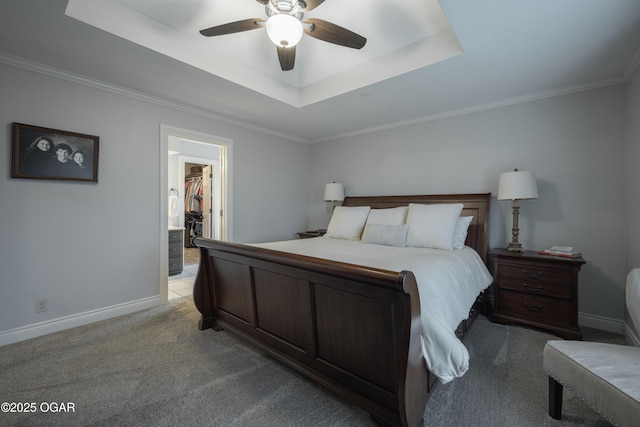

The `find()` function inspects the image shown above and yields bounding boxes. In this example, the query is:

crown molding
[0,53,309,143]
[312,76,629,144]
[2,51,635,146]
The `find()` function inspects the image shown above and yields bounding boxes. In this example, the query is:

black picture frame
[11,122,99,183]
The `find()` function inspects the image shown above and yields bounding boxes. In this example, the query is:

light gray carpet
[0,297,626,426]
[424,315,624,427]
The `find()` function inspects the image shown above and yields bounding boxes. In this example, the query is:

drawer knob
[523,270,542,279]
[522,282,543,292]
[523,301,543,311]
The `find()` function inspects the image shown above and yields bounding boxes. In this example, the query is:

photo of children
[12,123,99,182]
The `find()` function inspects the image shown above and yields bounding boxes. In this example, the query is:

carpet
[0,297,625,426]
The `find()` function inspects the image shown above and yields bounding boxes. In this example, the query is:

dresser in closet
[169,228,184,275]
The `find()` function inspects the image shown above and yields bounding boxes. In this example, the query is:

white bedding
[251,236,493,383]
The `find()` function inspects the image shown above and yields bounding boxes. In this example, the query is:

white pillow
[405,203,464,250]
[365,206,408,226]
[452,216,473,249]
[361,224,408,247]
[326,206,371,240]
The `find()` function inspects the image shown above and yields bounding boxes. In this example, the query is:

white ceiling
[1,0,640,143]
[69,0,461,107]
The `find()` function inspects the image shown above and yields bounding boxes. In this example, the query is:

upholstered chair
[543,268,640,426]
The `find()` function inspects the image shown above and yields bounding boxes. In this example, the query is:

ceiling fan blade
[303,0,326,11]
[303,18,366,49]
[277,46,296,71]
[200,19,265,37]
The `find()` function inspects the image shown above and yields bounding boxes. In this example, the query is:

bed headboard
[342,193,491,264]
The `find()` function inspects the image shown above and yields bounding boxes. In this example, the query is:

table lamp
[324,182,344,209]
[498,169,539,253]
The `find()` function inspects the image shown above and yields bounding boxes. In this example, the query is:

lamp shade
[266,14,303,48]
[324,182,344,202]
[497,170,539,200]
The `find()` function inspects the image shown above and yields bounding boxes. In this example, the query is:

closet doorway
[182,159,219,255]
[161,124,232,303]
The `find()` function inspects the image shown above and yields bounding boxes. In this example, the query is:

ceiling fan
[199,0,367,71]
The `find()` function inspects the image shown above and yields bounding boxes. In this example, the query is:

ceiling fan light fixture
[266,14,303,48]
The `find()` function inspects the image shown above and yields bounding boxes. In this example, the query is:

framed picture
[11,122,99,183]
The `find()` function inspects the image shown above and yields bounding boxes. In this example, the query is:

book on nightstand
[538,246,582,258]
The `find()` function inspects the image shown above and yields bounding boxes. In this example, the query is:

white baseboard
[578,311,625,334]
[571,313,640,346]
[3,299,635,348]
[625,323,640,347]
[0,296,162,347]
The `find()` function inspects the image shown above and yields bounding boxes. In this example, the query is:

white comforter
[251,236,493,383]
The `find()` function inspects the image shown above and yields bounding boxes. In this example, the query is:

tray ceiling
[66,0,462,107]
[1,1,639,142]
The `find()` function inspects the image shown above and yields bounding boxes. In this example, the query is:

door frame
[160,124,233,302]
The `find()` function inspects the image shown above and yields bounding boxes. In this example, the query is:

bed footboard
[193,238,427,427]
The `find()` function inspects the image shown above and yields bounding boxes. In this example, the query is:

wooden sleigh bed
[192,193,491,426]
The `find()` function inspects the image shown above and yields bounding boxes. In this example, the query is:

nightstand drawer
[497,277,573,299]
[499,264,571,285]
[499,290,572,326]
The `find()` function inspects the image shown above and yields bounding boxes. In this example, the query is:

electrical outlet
[35,299,47,313]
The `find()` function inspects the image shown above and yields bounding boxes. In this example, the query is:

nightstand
[297,230,326,239]
[489,249,585,340]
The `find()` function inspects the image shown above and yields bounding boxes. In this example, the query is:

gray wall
[1,55,637,344]
[625,65,640,335]
[0,61,310,344]
[309,84,629,330]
